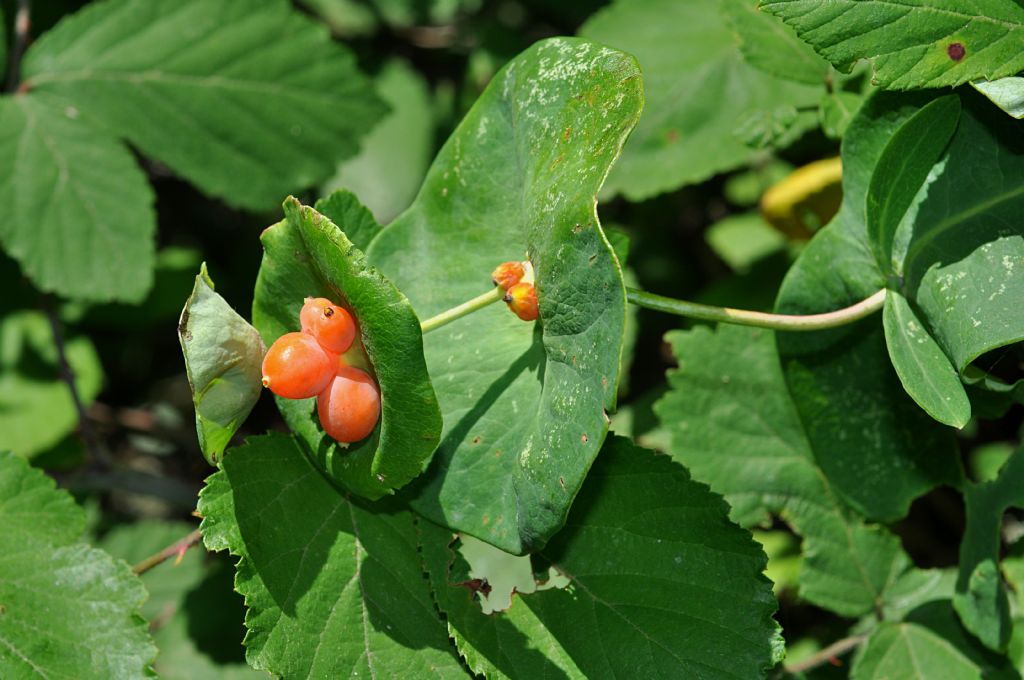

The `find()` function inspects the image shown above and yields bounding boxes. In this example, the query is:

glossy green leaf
[198,434,467,679]
[0,451,155,678]
[883,290,971,428]
[0,310,102,458]
[179,264,265,465]
[722,0,828,85]
[580,0,821,200]
[760,0,1024,90]
[367,38,640,554]
[655,324,913,616]
[898,94,1024,374]
[851,622,982,680]
[867,94,961,272]
[324,59,434,224]
[253,198,441,499]
[22,0,386,211]
[775,91,963,520]
[0,94,155,302]
[421,436,781,679]
[974,76,1024,119]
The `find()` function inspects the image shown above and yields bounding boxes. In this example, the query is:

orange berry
[261,332,336,399]
[317,366,381,443]
[503,282,539,321]
[300,296,357,354]
[491,261,526,291]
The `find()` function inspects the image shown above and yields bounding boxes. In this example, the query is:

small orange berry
[261,332,336,399]
[503,282,539,321]
[491,261,526,291]
[300,297,357,354]
[317,366,381,443]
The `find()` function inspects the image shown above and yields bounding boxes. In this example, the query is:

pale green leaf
[760,0,1024,90]
[179,264,265,465]
[974,76,1024,119]
[852,622,983,679]
[0,94,155,302]
[722,0,828,84]
[23,0,386,210]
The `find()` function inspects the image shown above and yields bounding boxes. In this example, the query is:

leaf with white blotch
[655,324,915,616]
[253,198,441,499]
[0,451,156,678]
[0,94,155,302]
[760,0,1024,90]
[974,77,1024,119]
[22,0,386,210]
[367,38,640,554]
[421,435,781,679]
[198,434,467,679]
[179,264,265,465]
[580,0,821,200]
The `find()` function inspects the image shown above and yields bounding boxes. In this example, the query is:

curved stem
[626,287,886,332]
[783,634,866,675]
[420,286,505,334]
[132,528,203,575]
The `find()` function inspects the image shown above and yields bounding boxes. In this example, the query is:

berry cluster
[492,261,539,321]
[261,297,381,443]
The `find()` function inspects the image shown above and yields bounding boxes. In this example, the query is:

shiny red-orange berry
[261,332,336,399]
[317,366,382,443]
[300,296,357,354]
[503,282,539,321]
[491,261,526,291]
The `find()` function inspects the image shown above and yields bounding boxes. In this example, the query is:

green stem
[420,286,505,334]
[626,287,886,331]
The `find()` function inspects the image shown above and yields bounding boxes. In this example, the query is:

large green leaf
[655,324,913,616]
[421,436,781,679]
[0,94,155,302]
[22,0,386,211]
[0,451,156,677]
[851,622,983,680]
[179,264,265,465]
[579,0,821,200]
[0,310,102,457]
[198,434,467,679]
[760,0,1024,90]
[367,37,641,554]
[774,91,963,520]
[253,198,441,499]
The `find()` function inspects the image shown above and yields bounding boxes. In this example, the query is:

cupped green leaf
[974,76,1024,119]
[883,290,971,428]
[0,94,155,302]
[0,451,156,678]
[179,264,265,465]
[760,0,1024,90]
[253,197,441,499]
[0,310,102,458]
[22,0,386,210]
[655,324,914,616]
[851,622,983,680]
[198,434,467,679]
[367,37,641,554]
[580,0,821,200]
[421,435,781,679]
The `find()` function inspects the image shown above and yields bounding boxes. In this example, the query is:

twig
[5,0,31,93]
[132,529,203,575]
[783,634,866,675]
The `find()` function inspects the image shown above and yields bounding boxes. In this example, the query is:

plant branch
[783,634,866,675]
[132,528,203,575]
[420,286,505,334]
[5,0,31,93]
[626,287,886,332]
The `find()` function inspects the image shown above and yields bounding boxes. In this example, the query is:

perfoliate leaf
[179,264,265,465]
[367,38,640,554]
[253,199,441,499]
[0,451,156,677]
[22,0,386,210]
[198,434,467,679]
[580,0,821,200]
[0,94,155,302]
[760,0,1024,90]
[974,76,1024,119]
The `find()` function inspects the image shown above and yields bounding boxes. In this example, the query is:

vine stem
[420,286,505,334]
[626,287,886,332]
[132,529,203,575]
[783,634,866,675]
[5,0,30,93]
